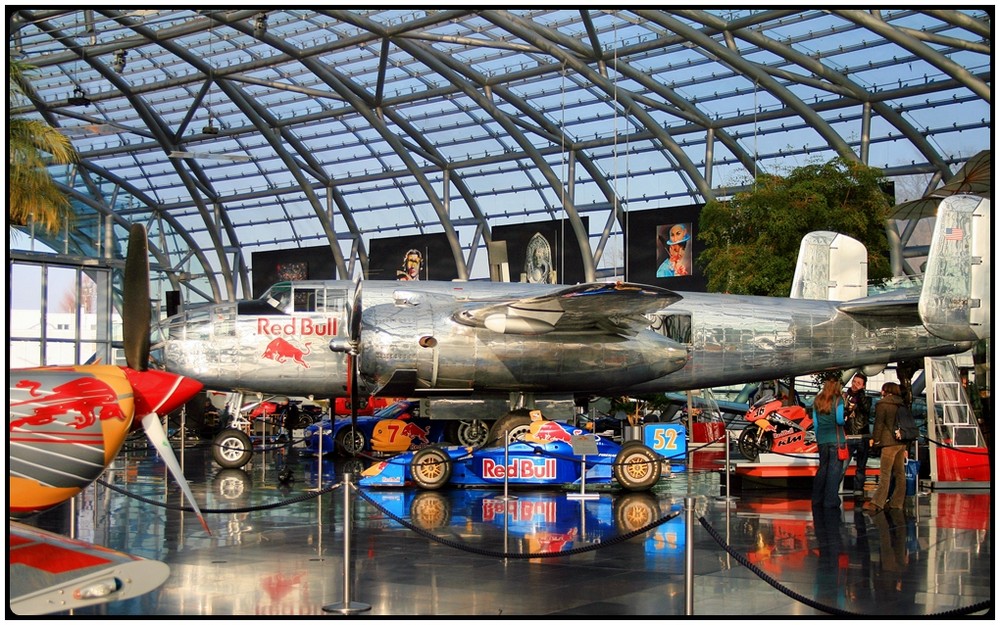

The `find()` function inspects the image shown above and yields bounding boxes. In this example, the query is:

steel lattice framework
[9,9,993,305]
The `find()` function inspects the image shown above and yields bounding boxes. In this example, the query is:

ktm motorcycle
[736,395,817,461]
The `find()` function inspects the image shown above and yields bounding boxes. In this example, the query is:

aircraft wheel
[613,442,662,491]
[613,491,660,532]
[336,426,367,455]
[449,419,492,447]
[486,410,533,446]
[212,428,253,469]
[410,491,452,530]
[410,446,452,490]
[213,468,250,502]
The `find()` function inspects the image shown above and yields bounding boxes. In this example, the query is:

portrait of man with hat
[656,223,692,278]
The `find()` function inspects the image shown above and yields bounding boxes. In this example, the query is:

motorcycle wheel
[737,425,772,462]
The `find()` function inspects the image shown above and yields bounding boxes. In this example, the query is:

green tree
[9,56,77,234]
[698,158,892,295]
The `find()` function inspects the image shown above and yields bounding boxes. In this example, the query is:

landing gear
[448,419,492,447]
[212,428,253,469]
[486,410,533,446]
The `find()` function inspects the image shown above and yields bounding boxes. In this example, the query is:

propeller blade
[141,413,212,535]
[348,273,362,346]
[349,353,359,440]
[122,224,151,372]
[346,274,363,443]
[124,368,210,535]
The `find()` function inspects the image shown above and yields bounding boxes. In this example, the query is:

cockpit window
[262,284,292,313]
[293,289,316,312]
[249,283,346,315]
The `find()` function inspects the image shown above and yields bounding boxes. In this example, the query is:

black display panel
[368,232,458,282]
[251,244,338,298]
[492,217,589,285]
[625,205,707,292]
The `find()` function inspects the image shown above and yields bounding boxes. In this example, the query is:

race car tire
[448,419,493,448]
[212,428,253,469]
[410,446,452,490]
[613,491,660,532]
[486,410,533,446]
[410,491,452,530]
[613,442,662,491]
[335,426,367,456]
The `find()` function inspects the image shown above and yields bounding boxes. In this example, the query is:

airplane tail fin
[918,195,991,341]
[790,231,868,301]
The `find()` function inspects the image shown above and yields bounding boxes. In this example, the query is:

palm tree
[9,55,77,234]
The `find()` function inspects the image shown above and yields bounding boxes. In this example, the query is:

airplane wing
[9,520,170,615]
[452,281,683,335]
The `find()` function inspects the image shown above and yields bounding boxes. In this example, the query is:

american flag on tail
[944,227,964,241]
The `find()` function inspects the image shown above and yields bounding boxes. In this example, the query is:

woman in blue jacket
[812,377,847,509]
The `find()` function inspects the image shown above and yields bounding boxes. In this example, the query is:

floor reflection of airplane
[9,225,207,615]
[161,197,988,432]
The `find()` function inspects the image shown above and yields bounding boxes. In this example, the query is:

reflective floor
[21,440,992,618]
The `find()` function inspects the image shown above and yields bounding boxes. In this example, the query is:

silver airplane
[160,195,989,449]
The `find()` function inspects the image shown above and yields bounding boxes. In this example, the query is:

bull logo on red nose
[10,376,126,430]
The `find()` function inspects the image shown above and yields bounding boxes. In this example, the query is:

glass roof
[9,9,992,303]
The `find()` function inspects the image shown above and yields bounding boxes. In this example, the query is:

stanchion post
[323,473,371,614]
[716,430,738,503]
[308,421,325,493]
[685,496,695,616]
[495,429,517,502]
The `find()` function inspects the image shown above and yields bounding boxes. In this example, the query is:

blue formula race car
[359,418,664,492]
[303,400,492,456]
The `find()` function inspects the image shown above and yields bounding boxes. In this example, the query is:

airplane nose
[124,369,204,417]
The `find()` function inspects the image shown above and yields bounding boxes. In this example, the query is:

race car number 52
[644,423,686,456]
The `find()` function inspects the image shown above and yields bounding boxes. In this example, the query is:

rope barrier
[698,514,991,617]
[95,477,340,514]
[353,483,681,559]
[921,435,991,455]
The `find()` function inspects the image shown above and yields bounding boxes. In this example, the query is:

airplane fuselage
[160,279,969,399]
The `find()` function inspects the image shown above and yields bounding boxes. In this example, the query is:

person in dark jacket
[843,373,872,497]
[864,382,907,513]
[812,377,847,509]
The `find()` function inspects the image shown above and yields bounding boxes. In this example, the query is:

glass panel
[45,340,77,366]
[11,340,41,368]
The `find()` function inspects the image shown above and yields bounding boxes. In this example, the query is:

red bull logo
[482,457,557,480]
[398,422,430,445]
[526,421,573,444]
[257,317,337,337]
[262,337,312,368]
[10,376,126,431]
[482,499,556,523]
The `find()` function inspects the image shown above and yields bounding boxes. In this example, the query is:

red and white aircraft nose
[123,369,203,418]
